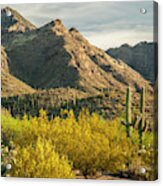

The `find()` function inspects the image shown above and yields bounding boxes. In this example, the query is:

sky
[1,1,154,50]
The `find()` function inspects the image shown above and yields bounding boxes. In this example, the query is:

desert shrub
[52,109,136,176]
[1,114,30,146]
[1,109,155,179]
[2,138,74,178]
[1,140,15,176]
[131,132,157,180]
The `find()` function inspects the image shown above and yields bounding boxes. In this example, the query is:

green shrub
[1,109,155,179]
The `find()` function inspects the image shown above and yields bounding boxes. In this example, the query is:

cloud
[1,1,154,49]
[85,29,153,50]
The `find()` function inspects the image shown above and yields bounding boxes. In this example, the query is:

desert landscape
[1,5,158,180]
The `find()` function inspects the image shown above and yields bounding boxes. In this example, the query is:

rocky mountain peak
[1,7,153,96]
[69,27,79,33]
[54,19,63,25]
[1,6,36,33]
[2,6,14,16]
[106,42,157,83]
[51,19,68,35]
[2,6,10,13]
[40,19,68,36]
[69,27,90,47]
[121,43,131,48]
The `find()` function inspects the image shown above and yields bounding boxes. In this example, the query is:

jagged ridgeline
[1,7,154,125]
[1,6,157,180]
[1,6,36,33]
[2,7,152,92]
[106,42,158,84]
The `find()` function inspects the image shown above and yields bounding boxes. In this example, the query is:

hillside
[1,46,9,72]
[1,7,154,123]
[1,6,37,48]
[1,6,36,33]
[1,5,157,181]
[1,7,152,96]
[106,42,158,84]
[1,46,35,97]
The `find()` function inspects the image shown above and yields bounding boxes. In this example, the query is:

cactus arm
[142,120,148,132]
[133,114,142,128]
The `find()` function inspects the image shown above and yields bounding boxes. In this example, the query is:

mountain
[1,6,36,33]
[1,6,37,48]
[1,46,35,97]
[1,7,155,125]
[1,7,152,96]
[1,46,9,72]
[106,42,158,84]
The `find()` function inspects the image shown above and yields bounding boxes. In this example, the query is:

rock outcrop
[1,7,153,96]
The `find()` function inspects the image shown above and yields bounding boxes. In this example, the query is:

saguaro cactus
[137,87,148,148]
[122,86,148,148]
[125,87,132,137]
[140,87,145,123]
[122,87,147,139]
[122,87,133,137]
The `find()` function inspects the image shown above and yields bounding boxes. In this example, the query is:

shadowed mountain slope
[106,42,158,84]
[1,7,153,97]
[1,46,35,97]
[1,7,155,126]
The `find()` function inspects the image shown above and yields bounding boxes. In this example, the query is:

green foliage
[1,109,156,180]
[10,139,74,178]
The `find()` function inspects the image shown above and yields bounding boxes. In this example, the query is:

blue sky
[1,1,154,49]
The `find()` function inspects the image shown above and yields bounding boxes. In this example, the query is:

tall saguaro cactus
[122,86,148,148]
[125,87,132,137]
[122,87,136,137]
[140,87,145,123]
[138,87,148,148]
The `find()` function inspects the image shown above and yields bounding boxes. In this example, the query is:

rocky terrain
[1,7,152,95]
[1,7,154,123]
[106,42,158,84]
[1,6,36,33]
[1,6,158,181]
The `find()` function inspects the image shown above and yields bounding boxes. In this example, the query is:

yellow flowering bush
[1,109,155,179]
[9,138,74,178]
